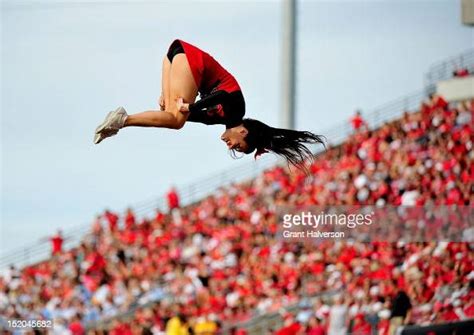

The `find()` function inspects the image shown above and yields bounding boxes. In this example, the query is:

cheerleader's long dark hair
[240,118,326,167]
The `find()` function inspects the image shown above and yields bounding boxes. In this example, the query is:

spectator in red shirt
[306,316,326,335]
[351,314,371,335]
[453,68,469,77]
[50,230,64,256]
[275,313,302,335]
[86,251,106,274]
[69,314,85,335]
[429,93,448,110]
[124,208,136,229]
[167,187,180,212]
[350,110,368,132]
[104,209,119,232]
[438,304,460,322]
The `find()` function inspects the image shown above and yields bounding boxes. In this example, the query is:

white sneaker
[94,128,119,144]
[93,107,128,144]
[95,107,128,134]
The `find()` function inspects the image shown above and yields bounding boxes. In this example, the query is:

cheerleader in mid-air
[94,39,325,165]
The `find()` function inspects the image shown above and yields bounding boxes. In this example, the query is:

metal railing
[0,89,426,270]
[401,319,474,335]
[0,156,280,270]
[424,49,474,94]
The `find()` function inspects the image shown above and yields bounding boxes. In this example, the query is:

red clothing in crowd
[105,210,119,231]
[307,325,326,335]
[432,95,448,110]
[351,113,367,130]
[464,301,474,317]
[454,68,469,77]
[439,306,460,322]
[110,323,132,335]
[125,209,136,229]
[275,321,301,335]
[352,315,371,335]
[87,252,106,274]
[378,319,390,335]
[69,321,85,335]
[167,188,180,210]
[50,233,63,255]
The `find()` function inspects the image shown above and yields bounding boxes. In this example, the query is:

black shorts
[167,40,185,62]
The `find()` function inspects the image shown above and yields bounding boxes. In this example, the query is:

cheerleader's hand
[177,97,190,113]
[159,94,165,111]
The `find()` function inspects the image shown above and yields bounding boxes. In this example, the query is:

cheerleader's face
[220,126,249,152]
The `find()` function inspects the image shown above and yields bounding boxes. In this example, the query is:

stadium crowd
[0,94,473,335]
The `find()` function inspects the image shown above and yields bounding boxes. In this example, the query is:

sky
[1,0,473,256]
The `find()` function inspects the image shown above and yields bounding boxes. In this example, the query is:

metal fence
[0,155,278,270]
[0,89,426,270]
[401,319,474,335]
[424,49,474,95]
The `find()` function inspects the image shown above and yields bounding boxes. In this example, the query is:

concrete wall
[437,76,474,102]
[462,0,474,25]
